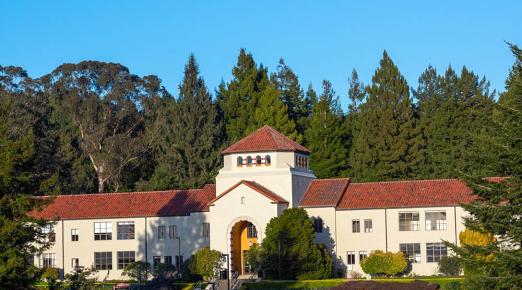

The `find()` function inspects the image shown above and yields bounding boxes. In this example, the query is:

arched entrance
[230,221,258,275]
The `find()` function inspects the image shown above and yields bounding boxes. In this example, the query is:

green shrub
[188,248,224,282]
[360,250,407,277]
[438,256,462,276]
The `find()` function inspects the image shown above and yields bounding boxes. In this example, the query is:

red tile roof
[222,125,309,154]
[336,179,476,210]
[300,178,350,207]
[30,184,216,220]
[209,180,289,205]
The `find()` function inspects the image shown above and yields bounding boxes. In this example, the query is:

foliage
[122,261,151,283]
[438,256,462,276]
[453,43,522,289]
[243,243,263,274]
[0,71,54,288]
[349,51,424,181]
[260,208,332,280]
[62,266,97,290]
[188,248,224,282]
[359,250,407,277]
[41,267,61,290]
[305,80,349,178]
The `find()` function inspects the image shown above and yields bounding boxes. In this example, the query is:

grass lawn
[35,282,201,290]
[240,277,464,290]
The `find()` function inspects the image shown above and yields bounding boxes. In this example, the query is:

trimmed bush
[360,251,407,277]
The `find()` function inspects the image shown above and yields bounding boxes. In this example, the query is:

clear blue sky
[1,1,520,108]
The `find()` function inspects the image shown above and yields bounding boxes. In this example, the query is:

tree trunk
[98,178,105,193]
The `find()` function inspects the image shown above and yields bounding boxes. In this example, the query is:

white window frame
[94,222,112,240]
[425,211,447,231]
[364,219,373,233]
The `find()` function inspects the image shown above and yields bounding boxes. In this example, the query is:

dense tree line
[0,49,502,196]
[1,45,520,288]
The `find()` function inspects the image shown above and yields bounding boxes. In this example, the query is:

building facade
[32,125,476,279]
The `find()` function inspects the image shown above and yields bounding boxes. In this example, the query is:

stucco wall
[36,212,210,280]
[208,183,284,268]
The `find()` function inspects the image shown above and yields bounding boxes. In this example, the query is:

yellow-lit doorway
[230,221,258,275]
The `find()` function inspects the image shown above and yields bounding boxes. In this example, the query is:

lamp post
[222,253,230,290]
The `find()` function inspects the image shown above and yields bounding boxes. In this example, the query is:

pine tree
[453,43,522,289]
[305,80,349,178]
[350,51,424,181]
[217,49,261,142]
[255,65,299,141]
[346,69,366,176]
[415,65,495,179]
[169,55,223,188]
[218,49,299,143]
[272,59,309,137]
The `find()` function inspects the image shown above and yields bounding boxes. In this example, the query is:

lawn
[240,277,464,290]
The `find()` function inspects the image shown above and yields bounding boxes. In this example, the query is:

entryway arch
[226,217,262,275]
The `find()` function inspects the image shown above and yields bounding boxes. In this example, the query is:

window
[247,223,257,238]
[256,155,261,165]
[71,229,79,241]
[427,243,447,262]
[117,221,135,240]
[164,256,172,265]
[202,223,210,237]
[359,251,368,262]
[94,222,112,240]
[117,251,135,269]
[169,225,177,239]
[241,196,245,205]
[175,256,184,270]
[400,243,421,263]
[41,253,56,268]
[42,225,55,242]
[237,156,243,166]
[153,256,161,269]
[246,156,252,165]
[94,252,112,270]
[346,251,355,270]
[158,226,166,240]
[72,258,79,269]
[352,220,360,233]
[364,219,373,233]
[265,155,271,165]
[399,212,420,231]
[426,211,447,231]
[313,217,323,233]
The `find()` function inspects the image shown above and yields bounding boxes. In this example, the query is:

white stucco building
[32,125,478,279]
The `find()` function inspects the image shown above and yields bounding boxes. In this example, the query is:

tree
[62,266,97,290]
[350,51,424,181]
[0,68,53,288]
[453,44,522,289]
[438,256,462,276]
[43,61,164,192]
[166,55,223,189]
[123,261,151,284]
[305,80,349,178]
[188,248,224,282]
[415,65,495,179]
[359,251,407,277]
[272,58,310,137]
[261,208,332,280]
[243,243,263,275]
[218,49,298,143]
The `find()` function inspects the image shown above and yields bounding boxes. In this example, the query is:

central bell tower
[215,125,316,208]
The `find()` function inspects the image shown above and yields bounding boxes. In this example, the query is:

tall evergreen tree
[415,65,495,178]
[168,55,223,188]
[305,80,349,178]
[453,43,522,289]
[0,67,52,288]
[272,58,310,137]
[346,69,366,176]
[350,51,424,181]
[218,49,298,142]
